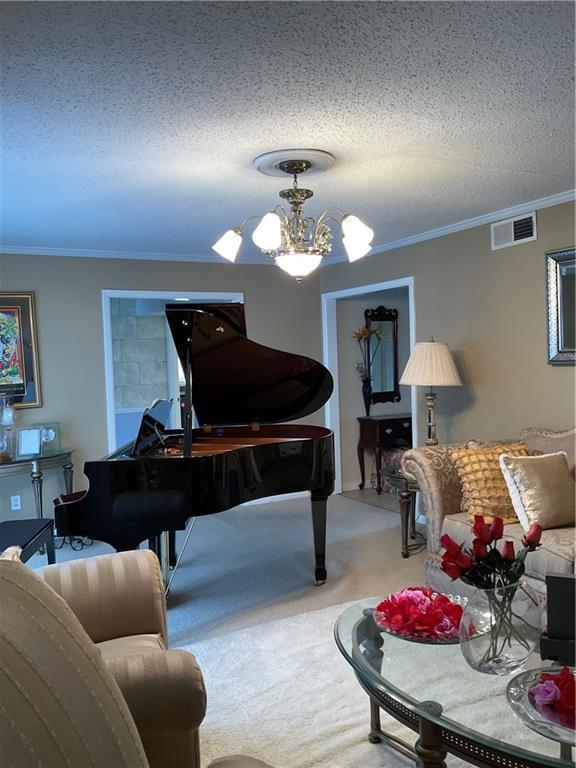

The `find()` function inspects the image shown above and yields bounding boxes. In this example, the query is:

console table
[0,451,73,519]
[357,414,412,494]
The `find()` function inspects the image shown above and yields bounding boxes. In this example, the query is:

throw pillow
[450,441,528,521]
[499,451,576,531]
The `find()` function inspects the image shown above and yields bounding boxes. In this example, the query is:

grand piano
[54,303,335,584]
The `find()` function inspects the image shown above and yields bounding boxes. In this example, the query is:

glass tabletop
[335,598,573,767]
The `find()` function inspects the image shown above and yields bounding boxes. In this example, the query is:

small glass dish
[372,592,467,645]
[506,667,576,745]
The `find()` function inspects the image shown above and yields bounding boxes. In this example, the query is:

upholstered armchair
[37,549,206,768]
[1,549,275,768]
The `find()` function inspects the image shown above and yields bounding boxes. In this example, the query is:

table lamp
[400,339,462,446]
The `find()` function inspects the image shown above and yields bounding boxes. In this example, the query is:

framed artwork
[0,292,42,408]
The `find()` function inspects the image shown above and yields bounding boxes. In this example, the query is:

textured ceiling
[0,1,574,263]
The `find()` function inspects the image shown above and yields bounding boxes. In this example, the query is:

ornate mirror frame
[364,306,401,404]
[546,247,575,366]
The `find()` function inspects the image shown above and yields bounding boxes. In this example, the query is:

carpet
[184,602,565,768]
[185,600,416,768]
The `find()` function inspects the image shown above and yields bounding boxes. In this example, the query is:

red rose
[472,538,488,559]
[440,558,462,579]
[502,541,515,560]
[455,551,474,571]
[440,533,461,557]
[489,516,504,541]
[523,523,543,548]
[472,515,492,544]
[540,667,576,729]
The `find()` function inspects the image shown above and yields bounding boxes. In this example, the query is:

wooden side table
[357,414,412,494]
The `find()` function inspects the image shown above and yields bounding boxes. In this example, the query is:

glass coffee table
[335,599,574,768]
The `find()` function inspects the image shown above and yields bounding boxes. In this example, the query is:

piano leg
[310,495,327,585]
[169,530,177,568]
[160,531,170,587]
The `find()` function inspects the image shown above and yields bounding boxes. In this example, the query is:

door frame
[102,289,244,453]
[320,277,416,494]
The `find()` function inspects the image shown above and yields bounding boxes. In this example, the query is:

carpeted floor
[30,493,427,645]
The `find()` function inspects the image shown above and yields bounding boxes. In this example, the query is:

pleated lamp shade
[400,342,462,387]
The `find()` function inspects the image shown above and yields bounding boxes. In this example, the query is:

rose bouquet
[374,586,464,642]
[440,518,543,673]
[528,666,575,730]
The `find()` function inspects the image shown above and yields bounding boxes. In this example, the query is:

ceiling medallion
[212,150,374,282]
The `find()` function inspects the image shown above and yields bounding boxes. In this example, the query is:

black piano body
[55,303,335,583]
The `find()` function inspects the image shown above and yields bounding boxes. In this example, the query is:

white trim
[341,481,364,493]
[4,190,573,263]
[321,189,575,266]
[321,277,417,495]
[1,245,273,265]
[102,289,244,453]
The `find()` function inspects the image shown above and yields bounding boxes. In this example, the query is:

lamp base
[424,390,438,446]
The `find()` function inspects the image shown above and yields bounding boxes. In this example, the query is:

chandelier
[212,151,374,282]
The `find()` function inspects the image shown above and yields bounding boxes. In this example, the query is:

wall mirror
[546,247,575,366]
[364,306,401,405]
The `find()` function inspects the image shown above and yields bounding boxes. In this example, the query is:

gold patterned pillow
[499,452,576,531]
[450,441,528,521]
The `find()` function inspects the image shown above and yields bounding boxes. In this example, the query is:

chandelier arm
[271,205,289,221]
[237,214,267,232]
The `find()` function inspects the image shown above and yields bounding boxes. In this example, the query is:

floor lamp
[400,340,462,446]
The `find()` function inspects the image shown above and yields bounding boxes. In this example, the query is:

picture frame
[546,247,575,366]
[0,292,42,408]
[15,427,43,459]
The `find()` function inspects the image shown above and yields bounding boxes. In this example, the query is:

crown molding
[0,245,272,265]
[321,188,576,266]
[1,189,573,264]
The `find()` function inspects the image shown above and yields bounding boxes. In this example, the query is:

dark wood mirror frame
[364,306,401,405]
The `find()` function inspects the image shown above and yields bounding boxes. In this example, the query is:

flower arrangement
[528,666,575,729]
[440,517,543,589]
[440,517,543,674]
[352,326,386,381]
[374,586,464,641]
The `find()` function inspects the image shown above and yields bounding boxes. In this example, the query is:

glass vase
[459,581,542,676]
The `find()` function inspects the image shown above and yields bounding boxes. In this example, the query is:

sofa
[401,426,575,596]
[0,547,274,768]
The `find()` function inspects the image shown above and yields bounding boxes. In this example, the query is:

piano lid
[165,303,333,427]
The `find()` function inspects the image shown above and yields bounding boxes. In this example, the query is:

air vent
[491,212,537,251]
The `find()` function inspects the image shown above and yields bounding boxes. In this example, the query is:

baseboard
[341,481,363,492]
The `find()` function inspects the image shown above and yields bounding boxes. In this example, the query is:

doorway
[102,290,244,453]
[321,277,416,494]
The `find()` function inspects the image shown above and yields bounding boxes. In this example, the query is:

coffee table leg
[368,699,382,743]
[415,702,447,768]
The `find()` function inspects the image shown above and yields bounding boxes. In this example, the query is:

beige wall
[0,255,322,517]
[321,202,576,450]
[337,289,411,488]
[1,201,574,518]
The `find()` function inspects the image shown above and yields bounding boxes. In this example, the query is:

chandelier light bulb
[342,236,372,263]
[275,251,323,279]
[341,215,374,246]
[212,229,242,262]
[252,212,282,251]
